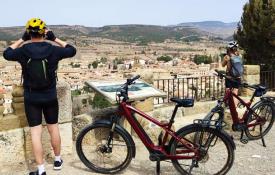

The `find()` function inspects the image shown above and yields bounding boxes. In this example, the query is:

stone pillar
[241,65,260,96]
[11,85,25,116]
[11,85,28,127]
[0,94,4,118]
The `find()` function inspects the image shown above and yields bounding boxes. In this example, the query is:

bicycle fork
[106,116,119,149]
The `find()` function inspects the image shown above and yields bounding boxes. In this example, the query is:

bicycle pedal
[240,138,248,144]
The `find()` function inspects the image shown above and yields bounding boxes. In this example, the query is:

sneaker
[29,170,46,175]
[53,159,63,170]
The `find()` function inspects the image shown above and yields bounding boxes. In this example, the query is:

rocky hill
[0,21,236,43]
[178,21,237,39]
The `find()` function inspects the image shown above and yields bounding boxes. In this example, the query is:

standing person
[3,18,76,175]
[222,41,243,107]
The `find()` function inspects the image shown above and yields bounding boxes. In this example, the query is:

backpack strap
[20,58,31,85]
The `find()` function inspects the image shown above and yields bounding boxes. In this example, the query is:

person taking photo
[3,18,76,175]
[222,41,243,107]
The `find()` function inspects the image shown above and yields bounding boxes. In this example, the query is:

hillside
[178,21,237,38]
[0,21,235,43]
[88,25,210,44]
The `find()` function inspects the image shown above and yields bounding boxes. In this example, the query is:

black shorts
[24,98,59,127]
[225,78,241,89]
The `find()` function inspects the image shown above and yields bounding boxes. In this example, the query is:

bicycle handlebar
[118,75,141,102]
[126,75,141,85]
[214,69,259,90]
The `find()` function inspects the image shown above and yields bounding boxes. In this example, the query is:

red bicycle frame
[223,89,266,127]
[118,101,199,160]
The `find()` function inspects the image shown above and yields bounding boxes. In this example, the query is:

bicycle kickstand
[240,130,248,144]
[260,125,266,147]
[156,132,162,175]
[156,158,160,175]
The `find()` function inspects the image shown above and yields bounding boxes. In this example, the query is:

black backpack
[25,58,53,90]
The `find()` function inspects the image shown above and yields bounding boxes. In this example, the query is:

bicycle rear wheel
[245,101,275,140]
[76,123,133,174]
[170,124,234,175]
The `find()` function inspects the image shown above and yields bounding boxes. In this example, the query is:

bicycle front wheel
[170,124,234,175]
[76,123,133,174]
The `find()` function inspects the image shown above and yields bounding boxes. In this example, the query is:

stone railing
[0,81,73,166]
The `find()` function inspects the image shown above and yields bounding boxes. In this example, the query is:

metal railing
[154,76,225,104]
[260,70,275,90]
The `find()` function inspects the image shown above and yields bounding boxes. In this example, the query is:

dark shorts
[24,98,59,127]
[225,78,241,89]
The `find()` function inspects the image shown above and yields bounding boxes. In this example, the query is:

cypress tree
[234,0,275,70]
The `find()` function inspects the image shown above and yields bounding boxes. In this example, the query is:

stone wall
[241,65,260,96]
[0,81,73,166]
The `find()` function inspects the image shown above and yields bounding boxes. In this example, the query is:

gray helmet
[227,41,238,49]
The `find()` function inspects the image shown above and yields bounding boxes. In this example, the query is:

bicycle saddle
[170,98,194,107]
[255,85,267,97]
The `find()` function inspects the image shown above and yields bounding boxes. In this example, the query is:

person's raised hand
[46,30,56,41]
[22,31,31,41]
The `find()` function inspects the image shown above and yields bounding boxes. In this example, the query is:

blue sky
[0,0,248,27]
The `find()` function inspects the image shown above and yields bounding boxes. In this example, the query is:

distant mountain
[0,24,211,43]
[0,21,235,43]
[88,25,212,43]
[178,21,238,38]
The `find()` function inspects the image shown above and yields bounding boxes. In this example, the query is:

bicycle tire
[245,100,275,140]
[169,124,235,175]
[76,122,133,174]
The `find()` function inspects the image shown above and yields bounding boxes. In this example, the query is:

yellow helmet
[25,18,46,34]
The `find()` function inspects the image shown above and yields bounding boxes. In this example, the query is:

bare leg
[30,125,44,165]
[47,123,61,156]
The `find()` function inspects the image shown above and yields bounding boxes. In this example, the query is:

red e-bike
[76,75,235,175]
[204,70,275,147]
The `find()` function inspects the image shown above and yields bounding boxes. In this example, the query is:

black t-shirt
[3,42,76,102]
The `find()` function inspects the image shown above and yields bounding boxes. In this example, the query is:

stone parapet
[56,81,73,124]
[0,81,73,166]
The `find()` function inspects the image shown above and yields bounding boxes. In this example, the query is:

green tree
[157,55,173,62]
[71,89,81,96]
[92,61,98,69]
[100,57,108,63]
[83,85,92,93]
[193,55,213,64]
[71,63,80,68]
[234,0,275,70]
[91,93,112,109]
[113,57,124,64]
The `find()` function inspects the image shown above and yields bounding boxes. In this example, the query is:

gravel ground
[1,116,275,175]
